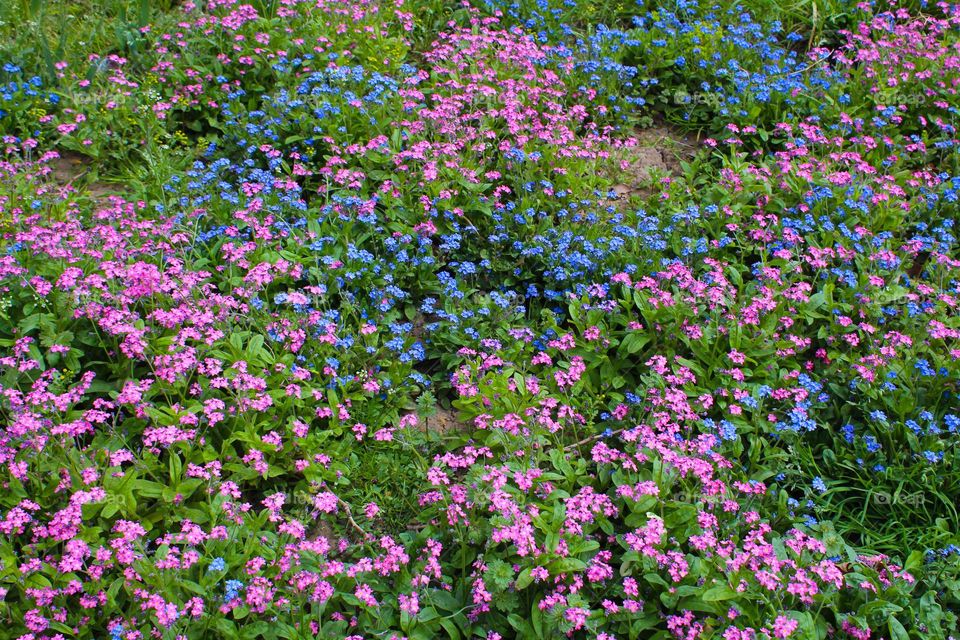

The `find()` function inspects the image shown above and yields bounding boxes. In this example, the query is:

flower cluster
[0,0,957,638]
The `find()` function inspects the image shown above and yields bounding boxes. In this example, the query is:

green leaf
[508,614,534,637]
[47,622,76,635]
[246,334,265,358]
[621,333,651,355]
[644,572,669,588]
[101,501,119,519]
[701,584,737,602]
[240,621,273,639]
[439,618,463,640]
[515,567,534,590]
[919,592,943,638]
[108,577,124,601]
[547,557,586,574]
[530,599,544,639]
[416,606,440,623]
[887,617,909,640]
[428,590,460,613]
[133,479,165,499]
[903,550,923,576]
[169,452,182,484]
[215,618,238,637]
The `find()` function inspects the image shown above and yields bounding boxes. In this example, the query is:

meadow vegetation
[0,0,958,638]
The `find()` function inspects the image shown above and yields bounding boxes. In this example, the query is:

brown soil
[605,125,699,206]
[50,150,117,202]
[50,151,92,186]
[420,407,468,435]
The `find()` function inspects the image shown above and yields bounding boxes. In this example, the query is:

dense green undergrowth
[0,0,958,638]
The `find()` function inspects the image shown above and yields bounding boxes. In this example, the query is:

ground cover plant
[0,0,958,638]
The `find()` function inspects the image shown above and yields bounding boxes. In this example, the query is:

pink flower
[772,615,799,638]
[313,492,338,514]
[398,592,419,615]
[355,584,378,607]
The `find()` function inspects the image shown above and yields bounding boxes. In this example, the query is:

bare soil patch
[421,407,468,435]
[605,125,699,206]
[50,150,118,202]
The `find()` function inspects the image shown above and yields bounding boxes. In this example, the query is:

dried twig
[336,496,370,540]
[565,427,627,451]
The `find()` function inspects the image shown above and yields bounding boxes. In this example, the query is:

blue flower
[718,420,738,441]
[914,359,936,376]
[863,435,881,453]
[841,424,855,443]
[224,580,244,601]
